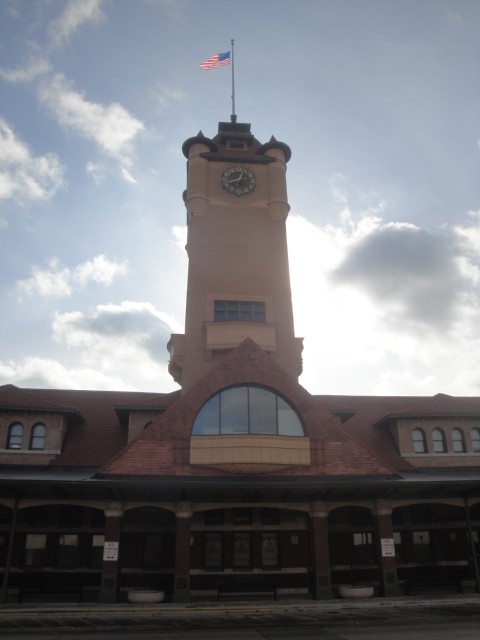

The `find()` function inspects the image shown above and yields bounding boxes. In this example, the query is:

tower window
[214,300,265,323]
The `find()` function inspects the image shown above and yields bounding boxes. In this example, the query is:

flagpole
[230,38,236,123]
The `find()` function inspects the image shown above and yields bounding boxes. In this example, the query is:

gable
[100,339,398,478]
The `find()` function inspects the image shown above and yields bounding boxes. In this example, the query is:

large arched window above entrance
[192,386,304,436]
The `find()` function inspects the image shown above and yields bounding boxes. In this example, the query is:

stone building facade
[0,119,479,603]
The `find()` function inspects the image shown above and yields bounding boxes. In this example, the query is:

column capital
[375,500,393,516]
[104,501,123,517]
[310,500,328,518]
[176,501,193,518]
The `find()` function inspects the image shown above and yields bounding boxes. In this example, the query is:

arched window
[412,428,427,453]
[471,428,480,453]
[29,424,46,450]
[192,386,304,437]
[7,422,23,449]
[432,428,447,453]
[452,428,466,453]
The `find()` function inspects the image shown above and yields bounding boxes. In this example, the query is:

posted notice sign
[381,537,395,557]
[103,541,119,561]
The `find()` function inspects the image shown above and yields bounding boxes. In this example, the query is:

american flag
[199,51,231,70]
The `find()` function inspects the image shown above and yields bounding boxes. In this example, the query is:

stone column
[310,501,333,599]
[374,502,401,597]
[173,501,192,603]
[99,502,123,603]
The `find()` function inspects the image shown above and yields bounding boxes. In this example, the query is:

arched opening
[9,504,105,601]
[120,507,175,597]
[328,506,377,590]
[189,507,309,598]
[392,503,472,593]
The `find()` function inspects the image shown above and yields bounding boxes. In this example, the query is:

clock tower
[168,120,303,392]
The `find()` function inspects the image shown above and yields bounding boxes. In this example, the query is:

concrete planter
[127,590,165,604]
[339,585,374,599]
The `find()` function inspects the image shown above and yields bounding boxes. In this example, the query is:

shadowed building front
[0,119,479,604]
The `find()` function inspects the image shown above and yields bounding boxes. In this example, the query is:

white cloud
[16,255,128,298]
[0,58,50,83]
[155,83,187,110]
[48,0,105,49]
[0,357,134,391]
[287,204,480,396]
[86,160,106,184]
[51,301,182,389]
[37,73,144,179]
[0,117,65,203]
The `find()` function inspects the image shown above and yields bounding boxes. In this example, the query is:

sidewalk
[0,594,479,632]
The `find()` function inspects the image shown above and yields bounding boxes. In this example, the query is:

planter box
[339,586,374,599]
[127,590,165,604]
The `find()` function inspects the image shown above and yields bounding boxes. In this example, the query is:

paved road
[0,596,479,637]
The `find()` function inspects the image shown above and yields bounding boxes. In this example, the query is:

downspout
[1,497,19,603]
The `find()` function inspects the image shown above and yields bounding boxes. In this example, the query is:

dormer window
[29,423,46,450]
[412,428,427,453]
[472,428,480,453]
[192,385,304,436]
[452,428,466,453]
[7,422,23,449]
[432,428,447,453]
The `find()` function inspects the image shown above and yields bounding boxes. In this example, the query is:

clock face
[221,167,257,196]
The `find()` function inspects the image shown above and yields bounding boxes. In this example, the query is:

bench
[404,576,463,596]
[19,582,83,603]
[217,582,277,601]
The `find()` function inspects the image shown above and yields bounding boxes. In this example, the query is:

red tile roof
[2,350,479,476]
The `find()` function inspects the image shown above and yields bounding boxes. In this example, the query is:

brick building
[0,119,479,603]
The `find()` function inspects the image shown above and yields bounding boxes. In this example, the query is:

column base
[312,571,334,600]
[98,575,118,603]
[173,574,191,603]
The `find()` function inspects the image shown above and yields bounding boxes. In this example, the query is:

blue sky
[1,0,480,396]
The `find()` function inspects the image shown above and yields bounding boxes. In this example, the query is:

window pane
[30,424,46,450]
[192,395,220,435]
[249,387,276,434]
[213,300,265,323]
[261,533,279,567]
[90,534,104,568]
[204,509,225,526]
[233,508,252,525]
[432,428,446,453]
[220,387,248,434]
[192,386,304,437]
[472,428,480,453]
[452,428,466,453]
[413,428,427,453]
[214,300,227,321]
[277,397,304,435]
[24,533,47,566]
[205,533,222,569]
[233,533,250,567]
[57,534,79,567]
[7,423,23,449]
[413,530,432,561]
